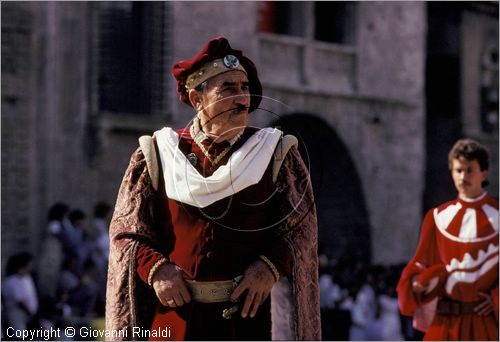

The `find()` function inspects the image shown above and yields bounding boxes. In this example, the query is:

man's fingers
[412,281,426,293]
[477,305,492,316]
[172,292,184,306]
[475,302,493,316]
[230,281,249,302]
[474,294,493,316]
[475,301,489,311]
[161,295,177,307]
[249,292,263,318]
[158,296,169,307]
[241,290,256,318]
[479,307,493,316]
[179,284,192,304]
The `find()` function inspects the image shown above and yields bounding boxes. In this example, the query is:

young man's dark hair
[448,138,490,187]
[448,138,489,171]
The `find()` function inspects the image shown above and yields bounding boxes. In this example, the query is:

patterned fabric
[105,134,321,340]
[397,192,499,340]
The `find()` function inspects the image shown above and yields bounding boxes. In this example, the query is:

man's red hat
[172,36,262,112]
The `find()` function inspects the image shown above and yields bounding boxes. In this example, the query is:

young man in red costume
[397,138,499,340]
[105,37,320,340]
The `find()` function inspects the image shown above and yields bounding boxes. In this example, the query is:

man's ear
[188,89,202,111]
[482,169,489,182]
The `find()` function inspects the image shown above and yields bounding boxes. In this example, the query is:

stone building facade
[2,1,498,270]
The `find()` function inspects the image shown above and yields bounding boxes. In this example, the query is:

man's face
[196,71,250,141]
[450,157,488,199]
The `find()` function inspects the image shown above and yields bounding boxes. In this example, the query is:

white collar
[154,127,282,208]
[459,191,487,203]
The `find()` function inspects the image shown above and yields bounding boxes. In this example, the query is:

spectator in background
[377,267,404,341]
[68,259,99,319]
[89,201,111,315]
[319,262,335,340]
[90,202,111,259]
[66,209,93,275]
[2,252,39,330]
[37,202,69,301]
[349,265,377,341]
[365,266,404,341]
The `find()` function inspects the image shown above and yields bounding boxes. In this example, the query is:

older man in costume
[105,37,320,340]
[397,138,499,340]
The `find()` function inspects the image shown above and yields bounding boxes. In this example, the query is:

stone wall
[2,1,496,269]
[1,2,37,260]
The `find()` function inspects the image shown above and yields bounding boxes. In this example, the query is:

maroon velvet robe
[105,127,321,340]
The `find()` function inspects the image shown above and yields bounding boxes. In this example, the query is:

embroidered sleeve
[261,242,293,278]
[109,147,170,286]
[259,147,310,279]
[136,245,169,286]
[273,145,321,340]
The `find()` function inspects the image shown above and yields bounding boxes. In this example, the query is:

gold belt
[185,276,242,303]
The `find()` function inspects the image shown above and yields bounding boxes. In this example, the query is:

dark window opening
[257,1,356,44]
[314,2,357,44]
[257,1,305,37]
[480,40,499,133]
[97,1,166,115]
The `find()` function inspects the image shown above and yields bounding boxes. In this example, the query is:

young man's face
[450,157,488,199]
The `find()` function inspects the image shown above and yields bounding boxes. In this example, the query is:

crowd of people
[319,255,424,341]
[3,203,419,341]
[2,202,112,340]
[2,204,425,341]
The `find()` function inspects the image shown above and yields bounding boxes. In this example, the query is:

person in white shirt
[2,252,39,330]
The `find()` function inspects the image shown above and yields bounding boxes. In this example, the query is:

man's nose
[233,92,249,104]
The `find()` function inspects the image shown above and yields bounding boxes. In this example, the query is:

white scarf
[154,127,282,208]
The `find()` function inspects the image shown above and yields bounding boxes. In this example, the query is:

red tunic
[397,192,499,340]
[135,127,292,340]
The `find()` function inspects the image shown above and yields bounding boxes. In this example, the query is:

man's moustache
[232,104,248,114]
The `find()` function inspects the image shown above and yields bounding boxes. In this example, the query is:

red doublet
[135,127,292,340]
[397,192,499,340]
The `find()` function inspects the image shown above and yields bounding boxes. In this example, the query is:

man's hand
[474,292,494,316]
[230,260,276,318]
[152,263,191,308]
[412,275,439,295]
[412,280,429,294]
